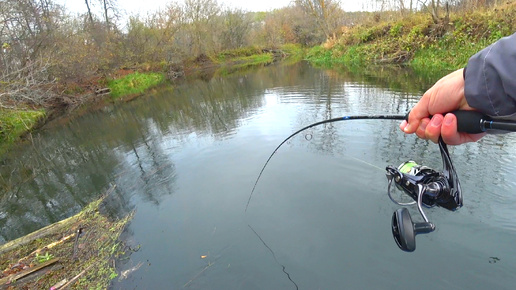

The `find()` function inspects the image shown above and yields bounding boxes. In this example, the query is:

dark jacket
[464,33,516,120]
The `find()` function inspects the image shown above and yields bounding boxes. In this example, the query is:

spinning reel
[386,137,462,252]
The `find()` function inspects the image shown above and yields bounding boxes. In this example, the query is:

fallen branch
[0,258,60,285]
[29,233,75,257]
[94,88,111,96]
[58,263,95,289]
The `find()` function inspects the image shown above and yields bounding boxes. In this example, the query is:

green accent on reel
[399,161,418,174]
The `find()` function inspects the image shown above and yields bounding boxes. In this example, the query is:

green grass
[232,53,273,66]
[280,43,306,60]
[306,5,516,74]
[215,53,274,76]
[108,72,164,99]
[213,47,263,63]
[212,45,304,75]
[0,109,45,155]
[306,45,334,64]
[410,33,494,72]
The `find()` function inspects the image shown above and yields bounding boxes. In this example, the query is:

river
[1,62,515,289]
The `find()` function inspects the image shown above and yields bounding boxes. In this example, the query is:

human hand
[399,68,486,145]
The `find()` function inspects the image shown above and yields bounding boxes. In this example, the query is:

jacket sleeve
[464,33,516,120]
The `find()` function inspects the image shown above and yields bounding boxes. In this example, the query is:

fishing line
[345,155,384,171]
[245,114,405,212]
[248,225,299,290]
[244,114,403,287]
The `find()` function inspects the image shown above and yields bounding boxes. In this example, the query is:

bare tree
[373,0,414,13]
[102,0,109,29]
[183,0,221,55]
[219,8,252,50]
[125,4,184,63]
[96,0,120,31]
[0,0,60,106]
[417,0,450,23]
[84,0,94,24]
[295,0,344,39]
[0,58,56,108]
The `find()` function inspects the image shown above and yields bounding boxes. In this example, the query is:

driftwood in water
[0,214,80,256]
[94,87,111,96]
[0,185,116,256]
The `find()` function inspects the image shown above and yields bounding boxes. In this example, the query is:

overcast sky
[57,0,370,16]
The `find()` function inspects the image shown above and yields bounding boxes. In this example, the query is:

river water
[1,62,516,289]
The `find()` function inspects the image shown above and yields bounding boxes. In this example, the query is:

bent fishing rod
[246,114,406,210]
[247,110,516,252]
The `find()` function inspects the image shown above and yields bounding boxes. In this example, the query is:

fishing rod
[246,114,406,211]
[248,110,516,252]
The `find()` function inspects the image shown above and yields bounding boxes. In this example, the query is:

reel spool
[385,137,463,252]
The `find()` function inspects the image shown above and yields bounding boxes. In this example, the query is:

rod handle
[405,110,490,134]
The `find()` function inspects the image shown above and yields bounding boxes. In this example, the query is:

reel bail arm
[386,138,463,252]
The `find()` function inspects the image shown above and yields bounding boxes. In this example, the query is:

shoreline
[0,46,299,159]
[0,186,133,289]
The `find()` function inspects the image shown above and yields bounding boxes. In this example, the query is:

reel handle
[392,208,435,252]
[405,110,490,134]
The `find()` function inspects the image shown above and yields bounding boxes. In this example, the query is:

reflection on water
[1,62,516,289]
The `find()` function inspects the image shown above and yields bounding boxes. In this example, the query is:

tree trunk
[103,0,109,30]
[85,0,94,24]
[430,0,440,23]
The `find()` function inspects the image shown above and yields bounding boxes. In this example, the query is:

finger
[441,113,462,145]
[404,95,431,134]
[425,114,443,143]
[442,113,487,145]
[415,118,430,139]
[399,120,408,132]
[468,132,487,143]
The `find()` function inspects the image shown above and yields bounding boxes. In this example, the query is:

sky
[57,0,370,16]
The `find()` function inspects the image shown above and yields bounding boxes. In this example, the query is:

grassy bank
[212,45,304,63]
[193,44,305,76]
[108,72,165,100]
[306,4,516,73]
[0,109,46,155]
[209,47,275,76]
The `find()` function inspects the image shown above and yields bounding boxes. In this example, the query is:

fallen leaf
[200,255,207,259]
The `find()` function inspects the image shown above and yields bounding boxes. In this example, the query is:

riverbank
[0,44,303,157]
[0,109,46,156]
[306,3,516,73]
[0,186,133,289]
